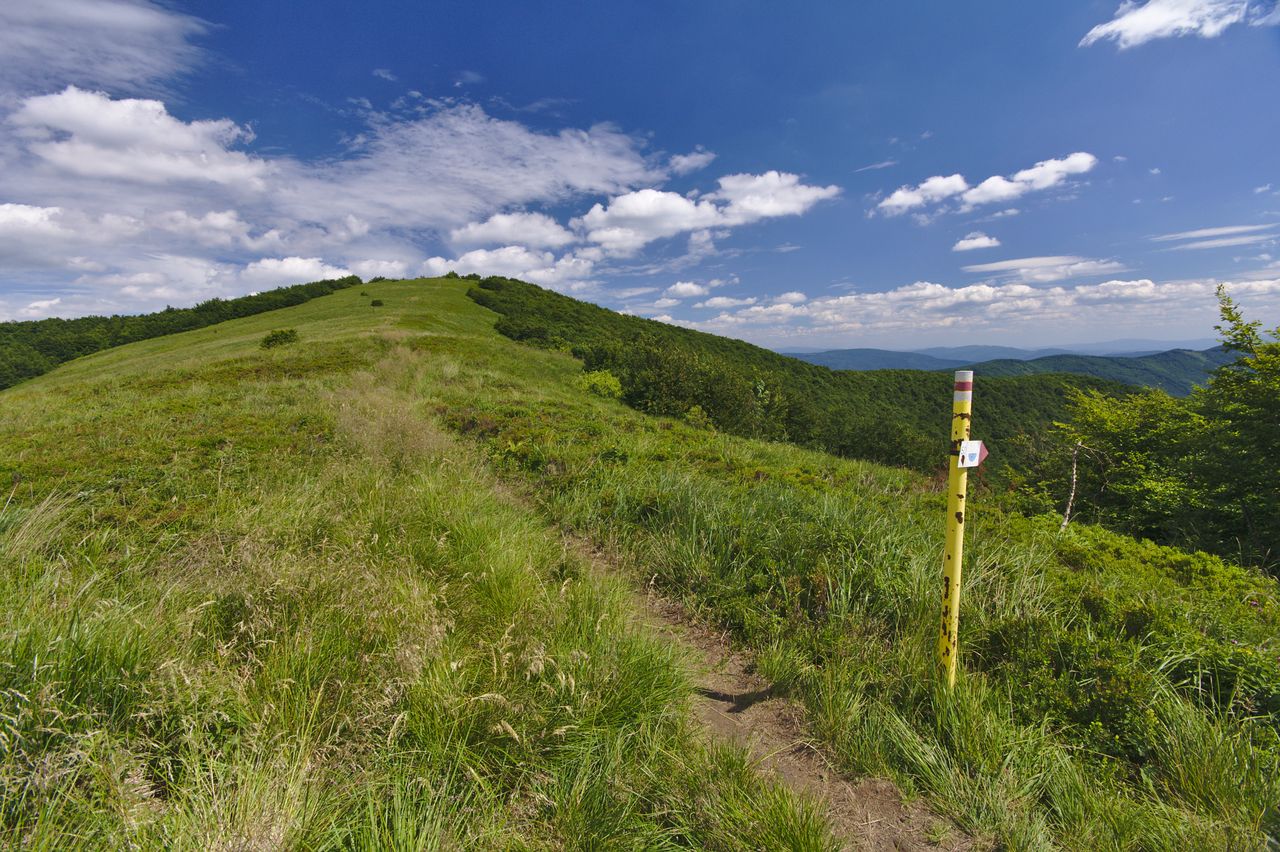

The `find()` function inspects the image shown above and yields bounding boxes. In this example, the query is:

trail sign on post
[957,440,987,469]
[938,371,974,690]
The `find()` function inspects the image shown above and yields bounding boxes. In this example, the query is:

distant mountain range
[787,343,1233,396]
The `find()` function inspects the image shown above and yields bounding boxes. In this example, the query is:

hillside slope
[2,278,1277,849]
[467,277,1128,476]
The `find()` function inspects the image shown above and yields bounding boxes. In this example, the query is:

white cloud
[1079,0,1276,49]
[952,231,1001,252]
[578,189,722,255]
[372,68,398,81]
[652,297,681,309]
[1256,184,1274,194]
[450,212,576,249]
[1152,223,1273,241]
[694,295,757,309]
[578,171,838,255]
[669,148,717,175]
[962,153,1097,209]
[0,0,207,98]
[855,159,898,173]
[711,171,841,225]
[773,291,808,304]
[878,153,1096,216]
[962,255,1127,282]
[283,103,663,233]
[17,297,62,318]
[682,276,1280,345]
[1167,233,1277,250]
[10,86,269,189]
[419,245,595,290]
[878,174,968,215]
[665,281,709,298]
[1149,167,1162,175]
[612,286,658,299]
[351,259,409,279]
[239,257,352,288]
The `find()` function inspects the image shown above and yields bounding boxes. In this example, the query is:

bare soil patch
[549,526,975,851]
[637,589,973,851]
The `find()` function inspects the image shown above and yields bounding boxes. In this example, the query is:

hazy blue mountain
[794,348,968,370]
[788,343,1235,395]
[966,347,1234,396]
[913,345,1073,361]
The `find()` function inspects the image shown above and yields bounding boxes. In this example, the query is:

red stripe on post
[953,381,973,391]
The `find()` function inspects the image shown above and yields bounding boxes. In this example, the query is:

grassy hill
[2,278,1277,848]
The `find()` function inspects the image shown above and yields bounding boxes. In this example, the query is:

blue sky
[0,0,1277,348]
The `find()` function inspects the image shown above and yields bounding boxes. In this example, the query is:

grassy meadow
[0,282,837,849]
[2,278,1278,849]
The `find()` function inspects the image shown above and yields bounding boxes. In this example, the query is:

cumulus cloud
[579,171,838,255]
[240,257,352,288]
[665,281,710,298]
[669,147,717,175]
[419,246,595,290]
[952,232,1001,251]
[878,153,1096,217]
[10,86,269,189]
[878,174,968,215]
[962,255,1128,282]
[577,190,722,255]
[773,291,808,304]
[1079,0,1277,49]
[694,295,757,308]
[450,212,576,249]
[652,297,681,309]
[711,171,841,224]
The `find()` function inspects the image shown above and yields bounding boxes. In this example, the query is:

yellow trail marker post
[938,370,976,689]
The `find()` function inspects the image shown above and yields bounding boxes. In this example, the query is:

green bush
[260,328,299,349]
[371,299,384,307]
[575,369,622,399]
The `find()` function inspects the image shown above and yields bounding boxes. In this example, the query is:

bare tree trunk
[1061,441,1082,531]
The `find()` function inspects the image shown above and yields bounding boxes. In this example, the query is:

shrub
[371,299,384,307]
[575,369,622,399]
[684,404,714,430]
[260,328,299,349]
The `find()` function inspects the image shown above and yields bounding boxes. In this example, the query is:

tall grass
[0,286,843,848]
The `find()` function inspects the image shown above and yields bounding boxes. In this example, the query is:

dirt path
[561,532,973,851]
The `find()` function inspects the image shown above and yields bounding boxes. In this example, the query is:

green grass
[3,278,1278,849]
[0,281,840,849]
